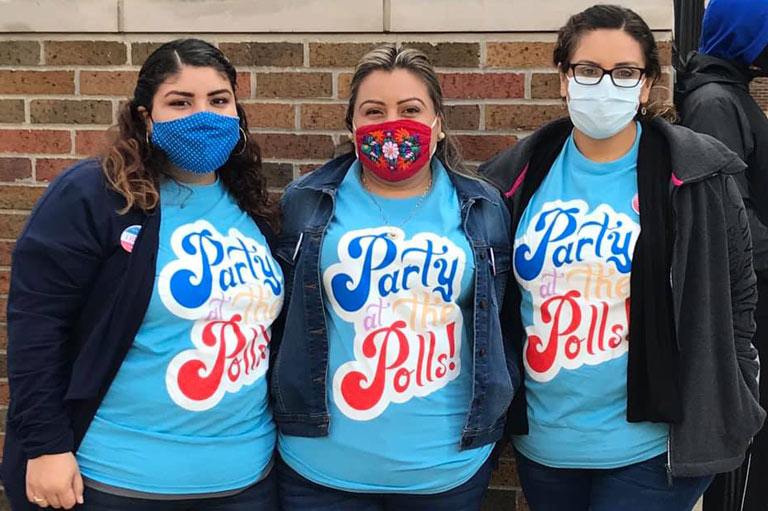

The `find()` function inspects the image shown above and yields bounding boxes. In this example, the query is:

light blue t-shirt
[512,124,668,468]
[278,159,492,494]
[77,177,284,494]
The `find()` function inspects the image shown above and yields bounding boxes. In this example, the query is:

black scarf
[518,119,682,424]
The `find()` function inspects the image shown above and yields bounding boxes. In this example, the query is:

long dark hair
[554,5,674,120]
[102,38,278,230]
[344,44,470,175]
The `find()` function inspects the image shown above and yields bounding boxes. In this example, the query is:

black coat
[677,51,768,271]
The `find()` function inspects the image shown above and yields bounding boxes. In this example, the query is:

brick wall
[750,77,768,113]
[0,34,674,511]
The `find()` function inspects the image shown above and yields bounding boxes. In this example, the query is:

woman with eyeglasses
[480,5,765,511]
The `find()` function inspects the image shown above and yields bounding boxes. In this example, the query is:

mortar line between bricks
[30,155,37,181]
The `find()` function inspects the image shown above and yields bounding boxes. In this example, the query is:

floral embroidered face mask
[354,117,437,182]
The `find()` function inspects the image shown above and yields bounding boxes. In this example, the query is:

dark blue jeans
[277,456,492,511]
[74,469,277,511]
[516,451,713,511]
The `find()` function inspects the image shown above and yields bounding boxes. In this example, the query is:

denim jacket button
[479,347,487,357]
[479,299,487,309]
[479,251,486,260]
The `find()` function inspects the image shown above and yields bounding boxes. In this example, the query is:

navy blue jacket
[271,153,518,450]
[1,159,275,510]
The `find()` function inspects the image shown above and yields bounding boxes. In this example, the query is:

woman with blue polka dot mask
[2,39,283,510]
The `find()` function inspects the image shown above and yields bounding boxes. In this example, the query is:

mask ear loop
[234,126,248,156]
[145,118,153,148]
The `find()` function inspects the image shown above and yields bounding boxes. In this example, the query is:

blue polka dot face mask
[150,111,241,174]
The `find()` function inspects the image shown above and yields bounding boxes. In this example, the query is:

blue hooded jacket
[699,0,768,66]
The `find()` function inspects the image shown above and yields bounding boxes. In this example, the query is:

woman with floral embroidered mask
[2,39,283,510]
[479,5,765,511]
[272,44,516,510]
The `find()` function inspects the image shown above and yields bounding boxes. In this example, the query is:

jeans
[276,456,492,511]
[73,469,277,511]
[516,451,713,511]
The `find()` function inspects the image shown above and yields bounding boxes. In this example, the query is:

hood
[676,51,753,99]
[479,117,745,196]
[699,0,768,66]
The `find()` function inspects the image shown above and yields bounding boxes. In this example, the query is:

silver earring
[641,105,648,116]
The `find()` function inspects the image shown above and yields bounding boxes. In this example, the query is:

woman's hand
[26,453,84,509]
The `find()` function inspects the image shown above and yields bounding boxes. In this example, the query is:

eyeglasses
[568,63,646,88]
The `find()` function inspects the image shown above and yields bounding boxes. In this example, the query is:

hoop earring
[640,105,648,116]
[235,126,248,155]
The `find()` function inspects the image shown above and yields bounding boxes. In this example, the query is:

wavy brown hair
[102,39,279,231]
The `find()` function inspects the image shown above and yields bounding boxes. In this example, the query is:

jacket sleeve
[723,174,760,399]
[684,96,768,266]
[6,172,106,459]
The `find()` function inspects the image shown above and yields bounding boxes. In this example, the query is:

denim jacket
[271,153,518,450]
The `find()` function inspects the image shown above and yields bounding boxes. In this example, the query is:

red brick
[0,41,40,65]
[0,71,74,95]
[256,73,333,99]
[402,42,480,68]
[338,73,353,99]
[439,73,524,99]
[262,162,293,188]
[220,42,303,67]
[532,73,563,99]
[241,103,294,129]
[131,42,164,66]
[44,41,126,65]
[0,323,7,350]
[0,130,71,154]
[309,43,379,68]
[30,100,112,125]
[0,299,6,322]
[0,214,28,239]
[236,72,252,100]
[75,130,115,156]
[36,158,79,182]
[650,73,673,104]
[0,270,9,295]
[487,42,555,68]
[0,382,8,406]
[657,41,672,67]
[445,105,480,130]
[0,185,45,210]
[253,134,334,160]
[0,101,24,123]
[80,71,138,96]
[0,242,14,266]
[456,134,517,161]
[301,104,347,130]
[486,104,564,131]
[0,158,32,181]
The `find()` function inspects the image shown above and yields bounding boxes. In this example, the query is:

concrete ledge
[0,0,118,32]
[0,0,672,34]
[390,0,673,32]
[122,0,384,33]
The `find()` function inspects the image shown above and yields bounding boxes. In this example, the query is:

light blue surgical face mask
[151,111,241,174]
[567,76,644,140]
